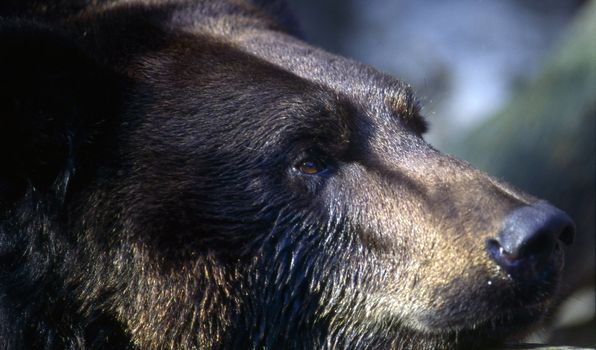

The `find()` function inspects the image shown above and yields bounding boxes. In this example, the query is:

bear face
[0,1,575,349]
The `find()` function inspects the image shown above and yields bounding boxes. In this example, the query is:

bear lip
[458,304,548,344]
[390,301,550,350]
[411,260,562,336]
[415,299,549,333]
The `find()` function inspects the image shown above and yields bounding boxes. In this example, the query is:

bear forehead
[121,40,357,154]
[128,36,425,148]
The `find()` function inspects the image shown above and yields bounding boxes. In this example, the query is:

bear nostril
[486,238,514,265]
[486,201,575,272]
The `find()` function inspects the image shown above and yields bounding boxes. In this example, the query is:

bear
[0,1,575,349]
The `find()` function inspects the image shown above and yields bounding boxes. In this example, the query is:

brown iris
[297,160,324,175]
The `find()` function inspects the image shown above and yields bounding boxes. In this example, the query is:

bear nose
[486,201,575,272]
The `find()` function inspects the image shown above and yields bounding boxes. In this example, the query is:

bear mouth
[396,300,552,350]
[410,253,564,344]
[415,297,551,336]
[447,306,548,349]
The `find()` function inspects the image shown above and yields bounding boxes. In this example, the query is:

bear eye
[296,158,327,175]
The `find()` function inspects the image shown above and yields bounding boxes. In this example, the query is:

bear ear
[0,21,121,206]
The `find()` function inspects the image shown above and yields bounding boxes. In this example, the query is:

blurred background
[286,0,595,347]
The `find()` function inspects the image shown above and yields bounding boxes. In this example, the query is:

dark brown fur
[0,1,573,349]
